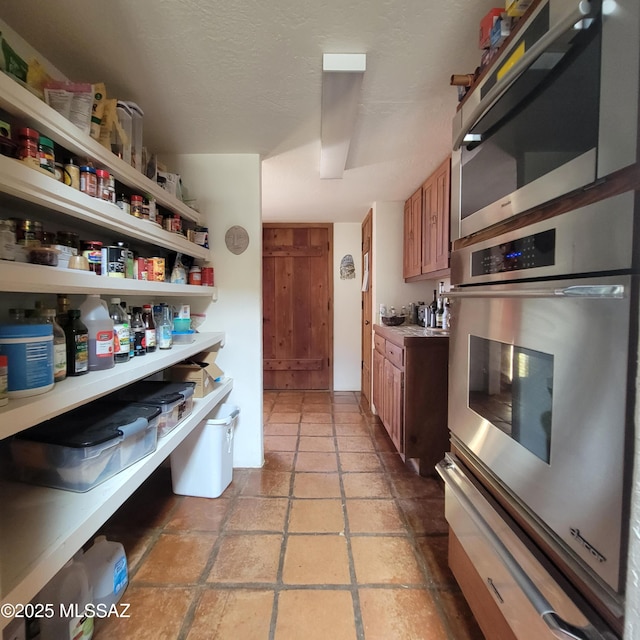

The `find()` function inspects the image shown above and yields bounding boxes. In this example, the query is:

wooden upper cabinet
[403,156,451,281]
[403,187,422,279]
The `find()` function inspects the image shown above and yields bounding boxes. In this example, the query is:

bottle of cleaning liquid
[37,557,94,640]
[83,535,128,608]
[79,294,114,371]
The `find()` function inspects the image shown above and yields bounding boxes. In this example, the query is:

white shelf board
[0,331,225,439]
[0,377,233,624]
[0,156,209,260]
[0,260,218,297]
[0,72,202,225]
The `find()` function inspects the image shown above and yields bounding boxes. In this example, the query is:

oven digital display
[471,228,555,276]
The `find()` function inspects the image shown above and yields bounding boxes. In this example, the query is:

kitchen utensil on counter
[381,315,406,326]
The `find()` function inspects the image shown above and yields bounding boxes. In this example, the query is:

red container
[135,257,148,280]
[201,267,214,287]
[479,8,503,49]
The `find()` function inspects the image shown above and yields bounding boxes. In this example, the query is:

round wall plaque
[225,225,249,255]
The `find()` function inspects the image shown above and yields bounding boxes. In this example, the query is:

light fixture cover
[320,53,366,179]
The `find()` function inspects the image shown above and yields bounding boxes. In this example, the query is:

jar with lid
[130,195,143,218]
[0,220,16,260]
[56,231,80,250]
[17,127,40,170]
[64,158,80,190]
[95,169,111,201]
[38,135,55,174]
[12,219,43,247]
[82,240,103,275]
[116,193,130,215]
[188,265,202,286]
[79,166,97,197]
[107,175,116,204]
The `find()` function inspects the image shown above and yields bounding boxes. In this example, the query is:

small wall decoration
[340,254,356,280]
[225,225,249,254]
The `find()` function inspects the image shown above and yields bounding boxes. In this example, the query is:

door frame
[262,222,334,390]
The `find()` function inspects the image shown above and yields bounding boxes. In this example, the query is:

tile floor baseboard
[92,391,485,640]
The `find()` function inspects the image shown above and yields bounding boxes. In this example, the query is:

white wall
[333,223,362,391]
[165,153,264,468]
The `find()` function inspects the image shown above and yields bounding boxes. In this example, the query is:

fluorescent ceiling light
[320,53,366,180]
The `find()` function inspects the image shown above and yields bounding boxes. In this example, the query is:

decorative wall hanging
[340,254,356,280]
[225,225,249,255]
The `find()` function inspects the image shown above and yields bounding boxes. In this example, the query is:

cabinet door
[383,358,403,453]
[372,347,385,420]
[403,188,422,279]
[421,157,451,275]
[432,157,451,272]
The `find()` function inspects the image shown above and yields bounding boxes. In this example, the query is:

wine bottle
[429,290,437,328]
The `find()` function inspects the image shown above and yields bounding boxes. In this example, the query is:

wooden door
[403,189,422,278]
[263,224,333,390]
[433,157,451,272]
[361,210,373,405]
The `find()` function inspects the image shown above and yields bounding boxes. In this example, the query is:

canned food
[81,241,103,275]
[38,136,55,174]
[101,246,126,278]
[147,257,165,282]
[201,266,214,286]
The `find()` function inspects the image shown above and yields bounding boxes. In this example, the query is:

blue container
[0,324,54,397]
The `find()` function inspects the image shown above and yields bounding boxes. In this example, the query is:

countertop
[373,323,449,347]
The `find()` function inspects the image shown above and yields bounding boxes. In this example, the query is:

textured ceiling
[1,0,498,222]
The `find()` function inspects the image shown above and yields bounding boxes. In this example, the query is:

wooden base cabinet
[372,325,449,475]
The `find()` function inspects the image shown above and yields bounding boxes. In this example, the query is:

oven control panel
[471,229,555,276]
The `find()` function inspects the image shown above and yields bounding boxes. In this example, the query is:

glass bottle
[108,297,131,364]
[429,290,438,328]
[57,294,70,328]
[120,301,135,359]
[142,304,157,353]
[442,297,450,330]
[65,310,89,376]
[158,304,173,350]
[8,308,27,324]
[40,308,67,382]
[131,307,146,356]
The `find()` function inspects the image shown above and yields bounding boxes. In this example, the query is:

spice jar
[80,166,97,197]
[96,169,111,201]
[38,136,55,174]
[116,193,130,215]
[188,265,202,285]
[130,195,144,218]
[81,240,103,275]
[64,159,80,190]
[17,127,40,170]
[56,231,80,250]
[12,219,43,246]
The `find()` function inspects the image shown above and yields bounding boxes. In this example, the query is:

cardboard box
[165,347,224,398]
[505,0,532,17]
[480,8,504,49]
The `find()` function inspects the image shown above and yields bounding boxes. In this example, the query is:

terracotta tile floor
[93,391,485,640]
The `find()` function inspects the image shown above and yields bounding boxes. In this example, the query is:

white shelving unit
[0,376,233,619]
[0,71,228,630]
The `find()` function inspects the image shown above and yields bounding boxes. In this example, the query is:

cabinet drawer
[374,333,386,355]
[385,342,404,369]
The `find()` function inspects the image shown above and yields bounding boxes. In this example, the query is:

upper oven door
[447,275,633,595]
[451,0,639,240]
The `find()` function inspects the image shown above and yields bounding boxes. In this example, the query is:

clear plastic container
[79,294,114,371]
[83,535,128,608]
[10,402,160,491]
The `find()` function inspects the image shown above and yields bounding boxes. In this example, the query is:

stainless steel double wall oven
[440,0,640,637]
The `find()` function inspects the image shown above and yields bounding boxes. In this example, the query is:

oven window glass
[469,336,553,463]
[460,15,601,220]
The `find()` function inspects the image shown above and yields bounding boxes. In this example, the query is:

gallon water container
[83,535,128,608]
[37,557,94,640]
[79,294,114,371]
[171,403,239,498]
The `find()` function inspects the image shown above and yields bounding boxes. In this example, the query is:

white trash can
[170,403,239,498]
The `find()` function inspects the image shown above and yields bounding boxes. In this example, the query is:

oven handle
[453,0,594,151]
[447,284,624,299]
[437,454,610,640]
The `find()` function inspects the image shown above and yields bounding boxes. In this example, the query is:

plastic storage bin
[115,380,196,437]
[170,403,239,498]
[10,403,160,491]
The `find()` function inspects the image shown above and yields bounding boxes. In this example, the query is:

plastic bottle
[64,310,89,376]
[158,304,173,350]
[83,535,128,609]
[142,304,157,353]
[131,307,146,356]
[40,308,67,382]
[79,294,114,371]
[120,300,135,359]
[108,298,130,364]
[37,557,94,640]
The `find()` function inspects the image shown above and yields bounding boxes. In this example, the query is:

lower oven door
[447,275,633,595]
[437,454,618,640]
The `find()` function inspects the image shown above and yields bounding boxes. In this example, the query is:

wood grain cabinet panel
[372,325,450,476]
